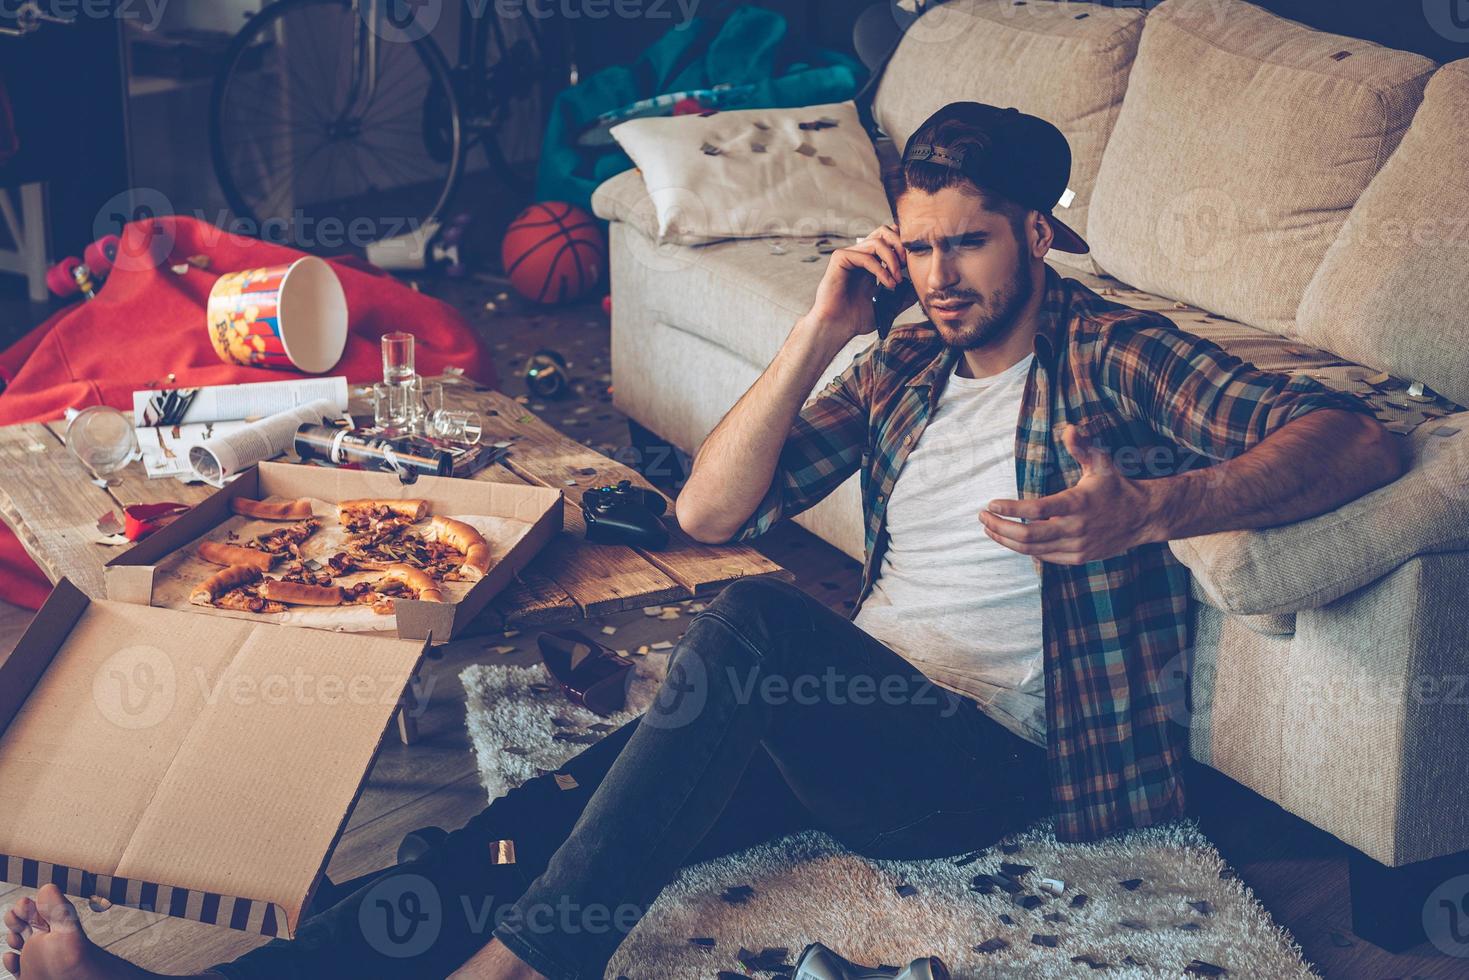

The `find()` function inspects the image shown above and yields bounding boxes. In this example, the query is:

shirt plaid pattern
[732,265,1377,841]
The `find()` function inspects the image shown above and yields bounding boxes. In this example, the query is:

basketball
[501,202,605,305]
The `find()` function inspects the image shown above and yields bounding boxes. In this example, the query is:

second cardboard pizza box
[105,461,564,642]
[0,579,428,938]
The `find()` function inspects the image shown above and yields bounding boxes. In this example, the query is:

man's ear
[1030,211,1055,259]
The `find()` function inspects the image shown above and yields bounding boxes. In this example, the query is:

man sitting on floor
[4,102,1401,980]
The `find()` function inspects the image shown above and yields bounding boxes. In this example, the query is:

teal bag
[534,5,866,211]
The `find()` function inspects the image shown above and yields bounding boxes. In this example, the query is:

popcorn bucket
[206,256,348,373]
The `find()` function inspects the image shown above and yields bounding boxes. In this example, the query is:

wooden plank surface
[0,424,121,599]
[488,567,581,629]
[45,420,220,510]
[0,380,787,625]
[446,384,791,597]
[430,383,691,615]
[534,534,688,618]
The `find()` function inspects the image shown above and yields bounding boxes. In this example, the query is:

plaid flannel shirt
[731,264,1377,842]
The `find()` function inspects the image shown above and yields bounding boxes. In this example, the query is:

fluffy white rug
[461,656,1318,979]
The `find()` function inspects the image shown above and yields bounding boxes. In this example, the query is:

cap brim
[1047,214,1089,254]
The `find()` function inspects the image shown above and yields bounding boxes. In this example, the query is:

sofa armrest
[591,168,661,241]
[1168,416,1469,616]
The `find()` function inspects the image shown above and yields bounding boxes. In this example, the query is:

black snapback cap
[902,102,1089,254]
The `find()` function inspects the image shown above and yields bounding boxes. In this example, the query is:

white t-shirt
[851,351,1047,746]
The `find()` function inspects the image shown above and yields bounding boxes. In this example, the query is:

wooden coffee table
[0,376,790,736]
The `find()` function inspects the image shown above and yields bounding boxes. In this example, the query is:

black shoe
[792,942,950,980]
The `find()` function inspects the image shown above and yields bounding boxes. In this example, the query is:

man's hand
[979,424,1158,565]
[803,223,908,345]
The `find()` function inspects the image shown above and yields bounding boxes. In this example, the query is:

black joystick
[581,479,670,550]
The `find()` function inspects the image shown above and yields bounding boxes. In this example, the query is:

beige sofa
[593,0,1469,946]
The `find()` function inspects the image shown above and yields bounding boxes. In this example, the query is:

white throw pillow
[609,100,893,245]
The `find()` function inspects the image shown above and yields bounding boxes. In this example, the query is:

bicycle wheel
[210,0,462,248]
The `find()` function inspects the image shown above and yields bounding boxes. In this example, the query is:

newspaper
[188,398,344,486]
[138,420,251,479]
[132,377,349,426]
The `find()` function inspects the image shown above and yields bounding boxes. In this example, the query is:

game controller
[793,943,949,980]
[581,479,669,550]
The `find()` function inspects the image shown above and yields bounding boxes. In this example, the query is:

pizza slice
[258,578,345,606]
[189,565,287,614]
[252,518,322,558]
[360,564,445,616]
[231,497,314,521]
[197,541,277,572]
[430,516,491,581]
[338,499,429,532]
[340,519,457,577]
[381,563,446,603]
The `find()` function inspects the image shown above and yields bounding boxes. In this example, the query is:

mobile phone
[871,272,918,341]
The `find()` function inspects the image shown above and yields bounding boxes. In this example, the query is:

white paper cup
[206,256,348,373]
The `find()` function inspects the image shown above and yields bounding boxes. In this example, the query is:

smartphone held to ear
[871,271,918,341]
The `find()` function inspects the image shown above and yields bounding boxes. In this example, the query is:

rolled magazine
[187,398,343,486]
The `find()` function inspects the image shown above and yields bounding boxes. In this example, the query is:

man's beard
[929,250,1035,351]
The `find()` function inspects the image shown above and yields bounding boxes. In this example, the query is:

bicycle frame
[342,0,383,118]
[457,0,532,116]
[341,0,549,124]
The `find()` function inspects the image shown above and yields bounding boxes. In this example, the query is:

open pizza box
[104,461,564,642]
[0,579,428,937]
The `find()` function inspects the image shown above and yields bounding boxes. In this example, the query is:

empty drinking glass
[65,406,141,481]
[381,331,416,387]
[373,380,422,430]
[420,382,483,444]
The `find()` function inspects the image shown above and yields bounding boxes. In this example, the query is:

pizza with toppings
[252,518,322,558]
[189,565,288,614]
[185,498,494,618]
[333,500,488,582]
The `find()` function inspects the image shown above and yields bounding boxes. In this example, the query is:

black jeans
[211,577,1049,980]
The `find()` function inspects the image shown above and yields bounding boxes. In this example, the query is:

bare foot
[2,884,196,980]
[448,938,548,980]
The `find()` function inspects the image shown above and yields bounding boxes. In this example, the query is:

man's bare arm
[674,316,851,543]
[1142,409,1405,540]
[674,224,909,544]
[980,411,1405,564]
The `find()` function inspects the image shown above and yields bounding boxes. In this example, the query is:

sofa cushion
[591,167,901,320]
[606,100,892,246]
[1295,60,1469,408]
[1057,266,1354,375]
[601,229,924,371]
[871,0,1145,274]
[1087,0,1436,336]
[1169,412,1469,617]
[607,224,872,559]
[600,211,1462,435]
[1060,265,1468,433]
